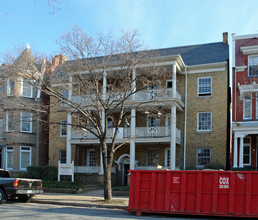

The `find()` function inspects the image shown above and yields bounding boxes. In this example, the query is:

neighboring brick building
[0,45,51,171]
[232,33,258,169]
[49,33,229,185]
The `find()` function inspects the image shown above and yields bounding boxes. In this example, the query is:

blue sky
[0,0,258,61]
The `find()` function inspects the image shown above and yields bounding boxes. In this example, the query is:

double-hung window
[196,148,211,168]
[87,149,95,166]
[20,146,31,170]
[6,112,15,132]
[146,148,159,166]
[21,78,33,98]
[197,112,212,132]
[20,112,32,133]
[248,55,258,77]
[6,147,13,170]
[198,77,212,97]
[60,120,67,137]
[7,79,15,96]
[243,93,252,120]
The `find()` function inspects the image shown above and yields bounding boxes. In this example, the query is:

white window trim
[243,94,252,120]
[20,146,32,170]
[7,79,14,96]
[196,147,211,169]
[20,112,32,133]
[197,112,212,132]
[60,120,67,137]
[6,112,14,132]
[243,137,251,166]
[248,55,258,77]
[197,77,212,97]
[86,149,95,166]
[165,148,170,167]
[6,147,13,170]
[21,78,33,98]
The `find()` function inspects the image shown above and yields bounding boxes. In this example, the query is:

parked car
[0,169,43,204]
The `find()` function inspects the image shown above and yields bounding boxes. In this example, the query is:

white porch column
[170,64,177,170]
[130,109,136,170]
[130,68,136,170]
[233,135,238,168]
[99,71,107,175]
[239,136,244,168]
[66,76,72,164]
[66,112,72,164]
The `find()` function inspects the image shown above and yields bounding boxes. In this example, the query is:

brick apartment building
[232,33,258,169]
[48,33,230,186]
[0,45,51,171]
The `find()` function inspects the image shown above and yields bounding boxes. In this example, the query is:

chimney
[223,32,228,45]
[51,55,68,72]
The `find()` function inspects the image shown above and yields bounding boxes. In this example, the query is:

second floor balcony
[71,126,181,144]
[71,88,183,107]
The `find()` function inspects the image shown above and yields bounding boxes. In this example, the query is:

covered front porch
[232,122,258,169]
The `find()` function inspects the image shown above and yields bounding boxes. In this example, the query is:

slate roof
[154,42,229,66]
[52,41,229,81]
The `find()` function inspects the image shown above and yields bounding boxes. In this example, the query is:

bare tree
[2,26,170,201]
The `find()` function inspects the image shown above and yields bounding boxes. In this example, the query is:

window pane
[7,79,15,96]
[21,112,32,132]
[198,78,211,96]
[60,120,67,136]
[59,150,66,163]
[147,149,159,166]
[198,112,211,131]
[249,56,258,76]
[22,80,32,97]
[7,112,15,131]
[197,148,211,167]
[21,152,30,169]
[7,149,13,169]
[88,150,95,166]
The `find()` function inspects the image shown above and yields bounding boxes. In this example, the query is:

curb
[32,199,128,210]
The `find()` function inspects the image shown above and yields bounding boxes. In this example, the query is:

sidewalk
[32,189,129,209]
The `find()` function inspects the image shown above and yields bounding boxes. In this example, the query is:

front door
[123,164,130,186]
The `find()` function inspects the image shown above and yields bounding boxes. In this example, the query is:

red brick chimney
[51,55,67,72]
[223,32,228,45]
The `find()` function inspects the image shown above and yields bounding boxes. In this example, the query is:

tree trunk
[103,164,112,201]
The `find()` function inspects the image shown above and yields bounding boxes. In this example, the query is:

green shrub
[26,166,58,181]
[43,181,84,190]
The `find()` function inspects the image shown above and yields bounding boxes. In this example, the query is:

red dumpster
[127,170,258,218]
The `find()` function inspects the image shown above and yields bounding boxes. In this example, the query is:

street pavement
[32,189,129,209]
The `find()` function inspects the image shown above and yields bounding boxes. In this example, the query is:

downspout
[183,66,188,170]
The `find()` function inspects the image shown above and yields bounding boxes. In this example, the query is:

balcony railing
[71,126,181,143]
[71,88,182,106]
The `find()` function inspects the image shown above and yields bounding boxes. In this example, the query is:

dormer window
[248,55,258,77]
